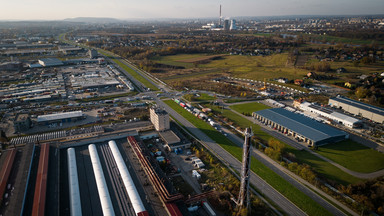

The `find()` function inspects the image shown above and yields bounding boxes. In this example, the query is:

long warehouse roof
[330,96,384,116]
[255,108,347,142]
[37,111,83,122]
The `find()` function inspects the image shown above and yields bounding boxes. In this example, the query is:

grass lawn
[316,140,384,173]
[164,99,332,216]
[152,54,212,68]
[284,146,362,185]
[229,102,271,114]
[201,54,309,80]
[153,53,309,82]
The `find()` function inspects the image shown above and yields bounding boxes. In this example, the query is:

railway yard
[0,125,220,216]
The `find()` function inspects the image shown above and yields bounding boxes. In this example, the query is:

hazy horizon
[1,0,384,21]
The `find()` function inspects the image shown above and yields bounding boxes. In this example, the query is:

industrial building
[38,58,64,67]
[296,101,362,128]
[70,71,120,90]
[253,108,349,146]
[230,19,237,30]
[37,111,85,125]
[150,107,170,131]
[329,96,384,124]
[14,114,31,132]
[88,49,98,59]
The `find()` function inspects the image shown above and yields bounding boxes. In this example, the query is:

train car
[67,148,82,216]
[88,144,115,216]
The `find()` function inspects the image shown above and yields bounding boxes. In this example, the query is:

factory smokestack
[219,5,222,26]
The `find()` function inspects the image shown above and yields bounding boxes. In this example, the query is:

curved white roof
[108,140,146,214]
[88,144,115,216]
[67,148,82,216]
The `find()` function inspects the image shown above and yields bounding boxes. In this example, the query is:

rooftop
[255,108,348,142]
[330,96,384,116]
[37,111,83,122]
[15,113,30,122]
[159,130,180,145]
[151,108,168,116]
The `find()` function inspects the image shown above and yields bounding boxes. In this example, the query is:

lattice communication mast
[237,127,253,209]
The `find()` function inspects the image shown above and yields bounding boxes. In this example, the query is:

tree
[355,87,370,98]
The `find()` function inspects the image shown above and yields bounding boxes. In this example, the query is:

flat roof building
[38,58,64,67]
[37,111,85,125]
[14,113,31,132]
[159,130,181,146]
[329,96,384,124]
[150,107,170,131]
[253,108,348,146]
[298,101,362,128]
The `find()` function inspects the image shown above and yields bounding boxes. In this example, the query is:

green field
[154,53,309,82]
[152,54,212,68]
[316,140,384,173]
[164,99,332,216]
[284,146,362,185]
[229,102,271,114]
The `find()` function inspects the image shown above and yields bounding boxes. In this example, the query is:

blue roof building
[253,108,348,146]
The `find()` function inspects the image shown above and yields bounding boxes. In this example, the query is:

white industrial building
[37,111,85,125]
[298,102,361,128]
[38,58,64,67]
[329,96,384,124]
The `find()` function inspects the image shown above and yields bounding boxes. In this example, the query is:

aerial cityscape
[0,1,384,216]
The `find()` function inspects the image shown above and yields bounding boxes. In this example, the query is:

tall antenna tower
[238,127,253,210]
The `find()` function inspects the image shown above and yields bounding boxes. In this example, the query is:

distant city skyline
[1,0,384,20]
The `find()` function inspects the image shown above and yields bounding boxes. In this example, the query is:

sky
[1,0,384,20]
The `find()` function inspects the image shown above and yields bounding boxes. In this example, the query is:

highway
[99,49,350,216]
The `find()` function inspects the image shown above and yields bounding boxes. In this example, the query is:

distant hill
[63,17,122,23]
